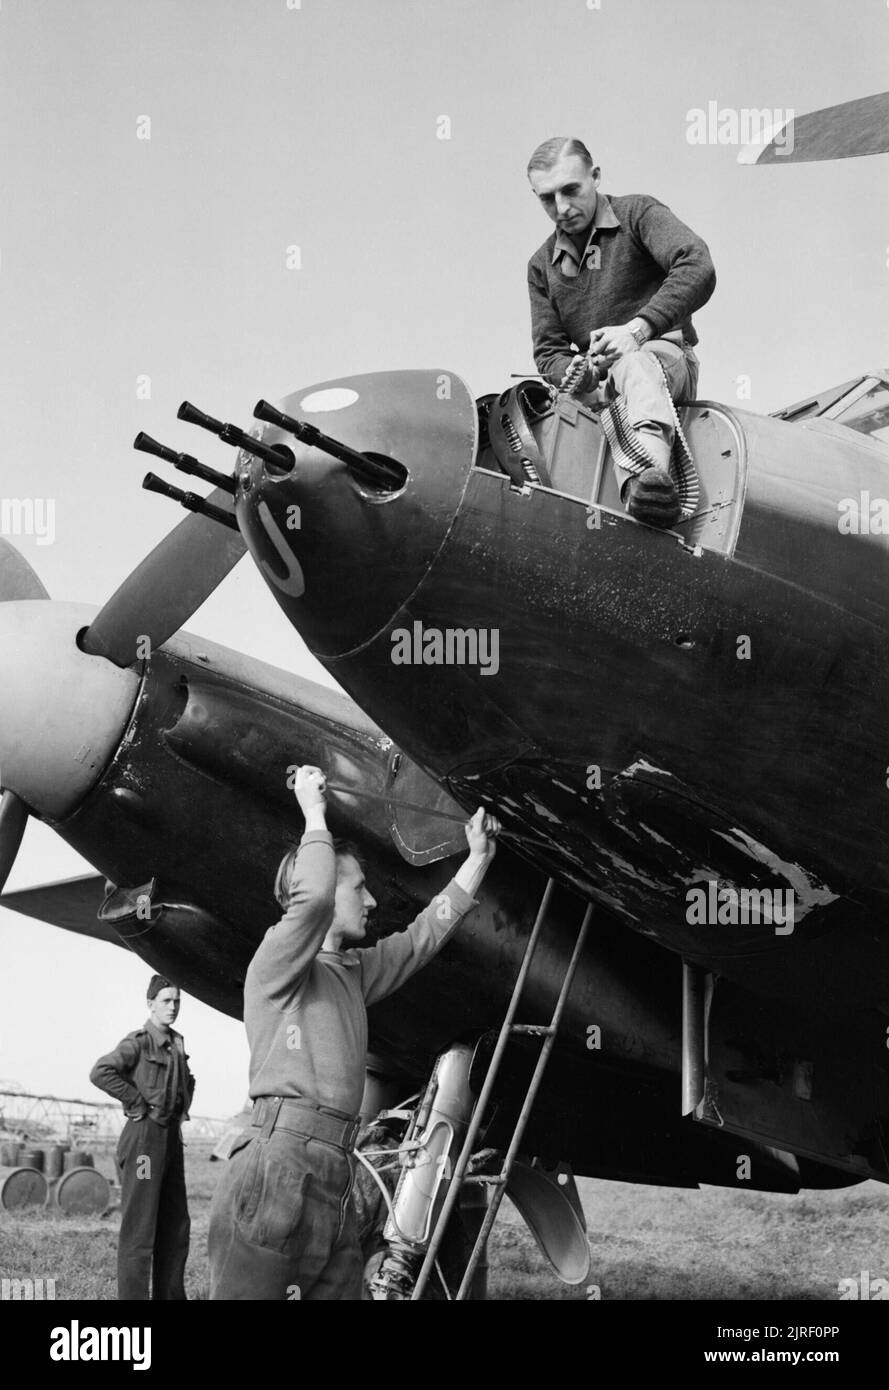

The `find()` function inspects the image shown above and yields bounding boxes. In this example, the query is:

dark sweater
[527,192,716,386]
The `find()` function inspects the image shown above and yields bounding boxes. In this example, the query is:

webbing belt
[249,1095,361,1152]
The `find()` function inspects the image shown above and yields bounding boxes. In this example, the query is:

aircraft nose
[0,600,141,820]
[235,370,478,660]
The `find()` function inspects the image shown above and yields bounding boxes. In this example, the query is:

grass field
[1,1141,887,1301]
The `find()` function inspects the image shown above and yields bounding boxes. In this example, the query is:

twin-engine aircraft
[2,90,888,1299]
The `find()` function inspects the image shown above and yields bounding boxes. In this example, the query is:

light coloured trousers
[601,338,700,493]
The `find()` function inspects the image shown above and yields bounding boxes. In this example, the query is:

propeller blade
[0,538,49,601]
[739,91,889,165]
[80,486,246,667]
[0,789,29,893]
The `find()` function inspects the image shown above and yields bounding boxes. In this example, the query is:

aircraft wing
[0,874,126,950]
[739,90,889,164]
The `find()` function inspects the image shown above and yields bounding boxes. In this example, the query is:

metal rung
[411,880,594,1300]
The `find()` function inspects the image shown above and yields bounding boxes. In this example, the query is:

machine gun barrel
[134,433,237,495]
[253,399,406,491]
[141,472,240,531]
[177,401,294,472]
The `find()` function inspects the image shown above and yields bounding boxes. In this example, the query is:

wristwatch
[629,322,649,348]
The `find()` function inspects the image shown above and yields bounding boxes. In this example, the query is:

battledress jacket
[90,1020,195,1126]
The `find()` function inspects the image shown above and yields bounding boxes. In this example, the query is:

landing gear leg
[359,1044,481,1300]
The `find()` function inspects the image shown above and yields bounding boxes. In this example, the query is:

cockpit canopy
[772,372,889,444]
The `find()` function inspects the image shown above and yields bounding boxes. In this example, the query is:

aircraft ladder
[410,877,593,1300]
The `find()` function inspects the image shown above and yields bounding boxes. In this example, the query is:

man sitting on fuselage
[526,136,716,528]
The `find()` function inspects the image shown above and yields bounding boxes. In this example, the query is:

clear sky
[1,0,887,1116]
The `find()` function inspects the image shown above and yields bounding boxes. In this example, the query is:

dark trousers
[207,1130,363,1300]
[116,1117,190,1300]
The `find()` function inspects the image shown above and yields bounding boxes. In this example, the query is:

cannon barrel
[253,398,406,491]
[134,433,236,495]
[141,472,239,532]
[177,401,294,472]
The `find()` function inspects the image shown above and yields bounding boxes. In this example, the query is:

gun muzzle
[142,472,239,532]
[253,399,407,492]
[134,433,237,495]
[177,401,294,473]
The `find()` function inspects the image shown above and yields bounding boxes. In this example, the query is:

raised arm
[247,766,336,1008]
[358,808,500,1006]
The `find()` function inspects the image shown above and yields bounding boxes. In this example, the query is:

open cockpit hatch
[474,381,747,556]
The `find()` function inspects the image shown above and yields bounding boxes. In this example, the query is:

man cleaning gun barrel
[208,764,500,1300]
[527,136,716,528]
